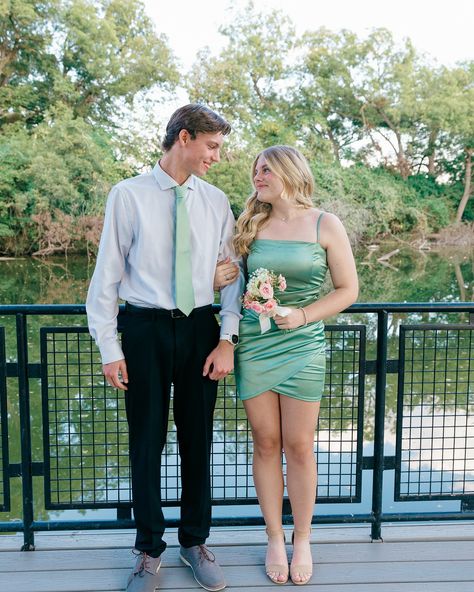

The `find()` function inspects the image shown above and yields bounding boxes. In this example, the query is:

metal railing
[0,303,473,550]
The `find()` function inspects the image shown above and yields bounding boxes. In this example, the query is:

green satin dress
[235,214,328,402]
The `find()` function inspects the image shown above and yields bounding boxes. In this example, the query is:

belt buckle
[171,309,186,319]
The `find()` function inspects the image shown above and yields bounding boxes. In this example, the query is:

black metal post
[371,311,388,541]
[16,314,35,550]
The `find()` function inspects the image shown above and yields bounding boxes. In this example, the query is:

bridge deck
[0,522,473,591]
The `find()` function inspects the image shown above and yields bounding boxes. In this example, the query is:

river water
[0,243,472,305]
[0,244,473,525]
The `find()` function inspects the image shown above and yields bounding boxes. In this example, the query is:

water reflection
[0,245,473,306]
[0,245,473,524]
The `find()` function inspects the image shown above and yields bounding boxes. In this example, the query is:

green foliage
[0,0,177,254]
[205,148,254,217]
[0,108,130,253]
[308,162,457,239]
[0,1,472,254]
[186,2,295,150]
[185,6,473,229]
[0,0,178,127]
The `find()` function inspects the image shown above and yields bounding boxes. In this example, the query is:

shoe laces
[132,550,153,577]
[198,544,216,565]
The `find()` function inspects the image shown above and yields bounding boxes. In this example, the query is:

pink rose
[278,278,287,291]
[250,301,265,314]
[259,282,274,299]
[264,299,277,313]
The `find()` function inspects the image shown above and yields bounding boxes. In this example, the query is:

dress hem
[239,388,323,403]
[237,349,325,402]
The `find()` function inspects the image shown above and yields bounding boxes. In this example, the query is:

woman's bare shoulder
[318,211,348,247]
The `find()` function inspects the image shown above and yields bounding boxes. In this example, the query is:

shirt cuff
[99,340,125,366]
[219,312,240,337]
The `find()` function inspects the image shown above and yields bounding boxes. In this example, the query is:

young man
[86,104,242,592]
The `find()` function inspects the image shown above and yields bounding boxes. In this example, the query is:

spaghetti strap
[316,212,324,243]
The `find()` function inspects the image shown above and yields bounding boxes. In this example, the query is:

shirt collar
[152,162,196,191]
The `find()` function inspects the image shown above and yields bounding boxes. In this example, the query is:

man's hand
[203,341,235,380]
[103,359,129,390]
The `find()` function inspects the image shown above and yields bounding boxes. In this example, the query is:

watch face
[231,334,239,344]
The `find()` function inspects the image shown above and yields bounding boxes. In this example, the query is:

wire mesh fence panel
[41,324,366,508]
[41,328,131,509]
[396,325,474,500]
[0,328,9,511]
[317,325,365,503]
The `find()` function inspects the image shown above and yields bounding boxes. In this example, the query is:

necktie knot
[174,185,186,200]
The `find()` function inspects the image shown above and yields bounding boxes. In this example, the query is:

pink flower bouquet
[243,267,291,333]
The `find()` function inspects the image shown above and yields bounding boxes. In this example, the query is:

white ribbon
[258,306,292,334]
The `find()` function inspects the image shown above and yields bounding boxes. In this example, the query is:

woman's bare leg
[280,396,320,583]
[244,391,287,582]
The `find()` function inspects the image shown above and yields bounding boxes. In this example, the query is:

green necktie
[174,185,195,315]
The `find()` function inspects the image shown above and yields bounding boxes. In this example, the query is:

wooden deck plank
[1,561,473,592]
[1,521,473,551]
[0,540,473,572]
[1,524,473,591]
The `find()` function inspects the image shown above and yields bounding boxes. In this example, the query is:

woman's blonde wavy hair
[234,145,315,256]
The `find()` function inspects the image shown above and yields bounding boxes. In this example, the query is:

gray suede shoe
[180,544,226,591]
[126,551,162,592]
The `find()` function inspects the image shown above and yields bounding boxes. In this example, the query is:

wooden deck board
[0,540,474,571]
[1,522,474,551]
[0,524,472,591]
[1,561,474,592]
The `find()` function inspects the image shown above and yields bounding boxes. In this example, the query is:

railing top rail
[0,302,474,315]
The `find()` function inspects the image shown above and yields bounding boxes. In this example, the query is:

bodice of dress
[246,239,328,309]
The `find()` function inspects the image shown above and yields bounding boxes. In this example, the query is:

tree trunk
[327,127,341,163]
[395,131,410,180]
[454,263,466,301]
[372,103,410,179]
[456,147,473,223]
[427,129,438,175]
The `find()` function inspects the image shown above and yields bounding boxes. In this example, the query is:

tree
[445,63,474,223]
[186,2,295,148]
[0,0,179,254]
[294,28,365,163]
[355,29,422,179]
[418,62,474,221]
[58,0,178,124]
[0,106,128,253]
[0,0,60,127]
[0,0,178,130]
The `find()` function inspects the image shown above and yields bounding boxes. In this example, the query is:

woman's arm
[303,213,358,322]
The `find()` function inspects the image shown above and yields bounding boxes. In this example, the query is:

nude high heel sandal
[265,528,289,585]
[290,529,313,585]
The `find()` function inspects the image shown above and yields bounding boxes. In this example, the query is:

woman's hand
[274,307,306,330]
[214,257,239,290]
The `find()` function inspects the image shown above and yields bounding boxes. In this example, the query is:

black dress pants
[122,304,220,557]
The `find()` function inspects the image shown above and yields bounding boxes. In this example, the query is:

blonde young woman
[215,146,358,585]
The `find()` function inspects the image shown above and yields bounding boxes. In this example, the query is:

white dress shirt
[86,163,243,364]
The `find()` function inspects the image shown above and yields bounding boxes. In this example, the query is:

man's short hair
[162,104,231,151]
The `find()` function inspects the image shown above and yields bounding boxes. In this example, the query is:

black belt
[125,302,213,319]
